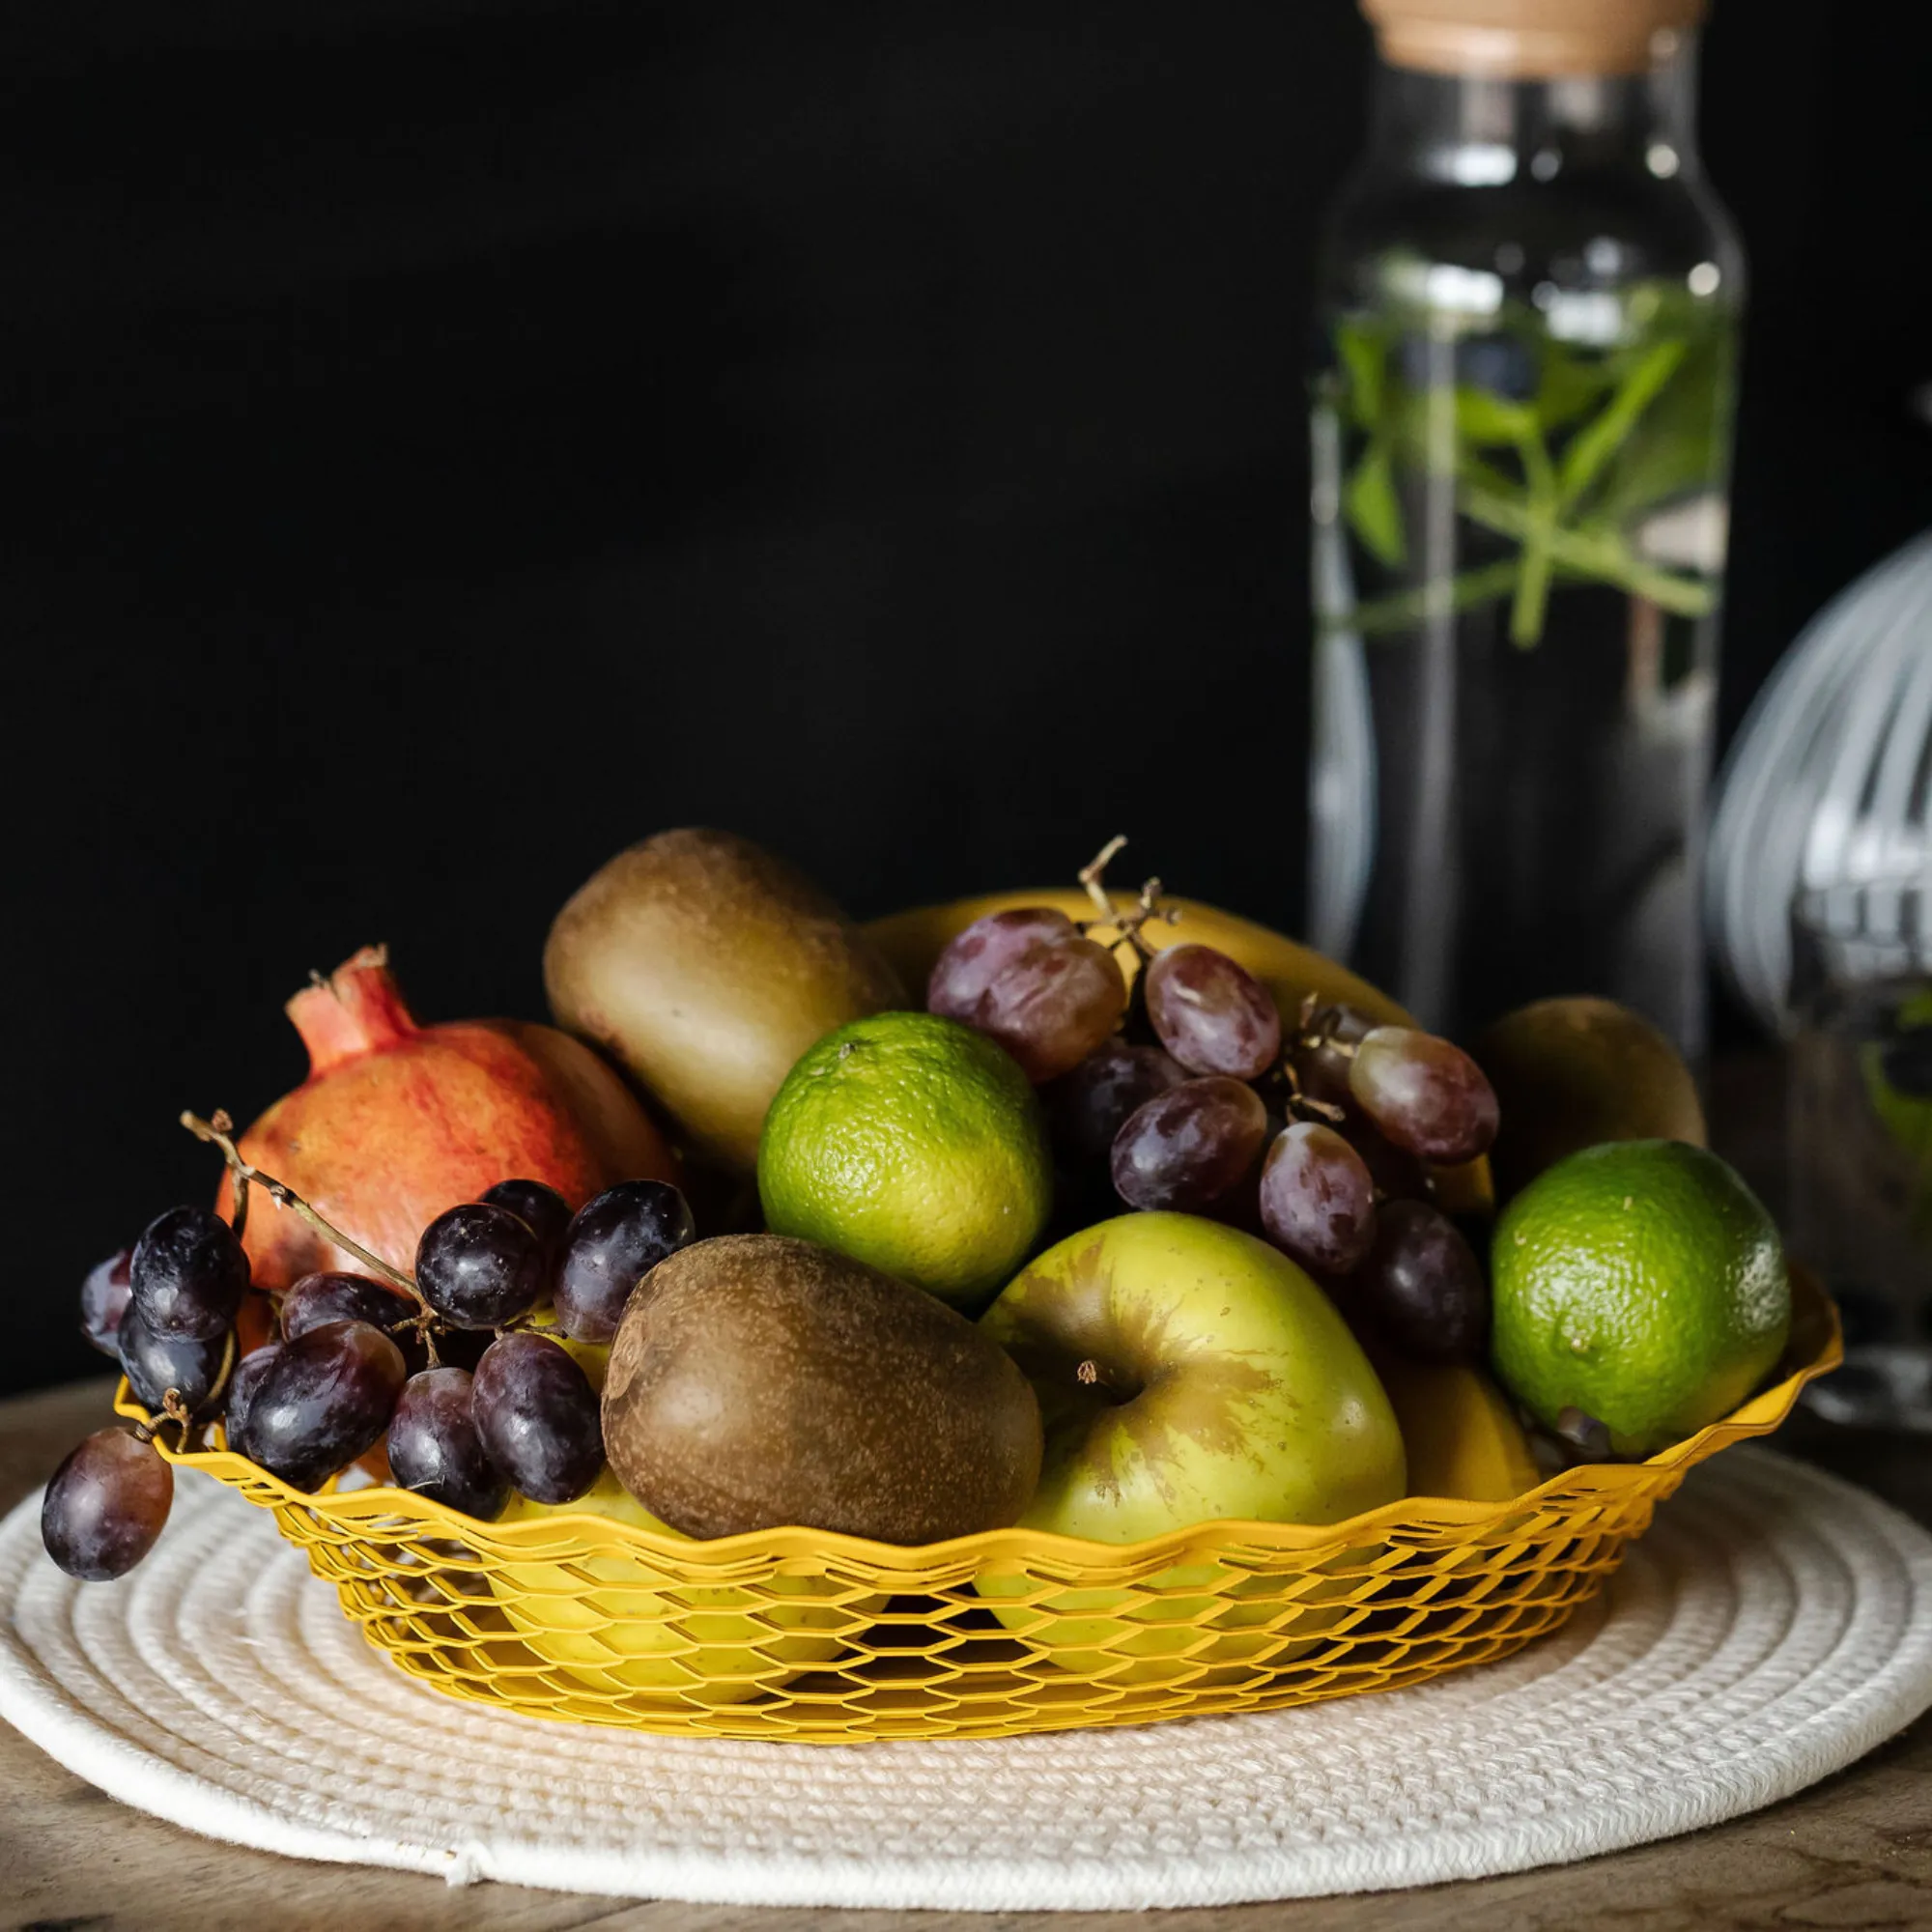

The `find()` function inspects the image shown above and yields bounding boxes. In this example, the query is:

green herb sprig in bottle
[1309,0,1742,1060]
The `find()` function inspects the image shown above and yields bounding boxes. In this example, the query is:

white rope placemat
[2,1445,1930,1912]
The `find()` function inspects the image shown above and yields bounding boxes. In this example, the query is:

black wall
[6,2,1929,1397]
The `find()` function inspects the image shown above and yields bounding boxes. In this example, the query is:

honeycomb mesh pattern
[120,1282,1838,1745]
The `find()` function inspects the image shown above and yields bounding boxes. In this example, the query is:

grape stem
[1077,836,1130,922]
[179,1110,429,1314]
[1279,1060,1347,1126]
[1075,835,1180,960]
[209,1108,250,1244]
[132,1327,238,1452]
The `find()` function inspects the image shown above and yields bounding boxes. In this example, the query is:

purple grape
[386,1368,509,1520]
[1143,944,1283,1081]
[129,1205,249,1342]
[1259,1122,1378,1274]
[80,1248,133,1358]
[470,1333,602,1505]
[42,1429,173,1581]
[479,1179,573,1256]
[928,907,1127,1083]
[414,1203,547,1331]
[1347,1116,1435,1204]
[243,1321,407,1492]
[282,1271,426,1372]
[1292,1002,1373,1110]
[117,1305,230,1417]
[1043,1038,1188,1163]
[927,907,1081,1018]
[1110,1076,1269,1211]
[1350,1200,1489,1363]
[1348,1027,1500,1164]
[221,1345,282,1460]
[554,1180,696,1344]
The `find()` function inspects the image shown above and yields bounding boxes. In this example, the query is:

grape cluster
[928,880,1500,1364]
[43,1169,697,1584]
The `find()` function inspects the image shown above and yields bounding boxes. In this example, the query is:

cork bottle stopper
[1359,0,1708,77]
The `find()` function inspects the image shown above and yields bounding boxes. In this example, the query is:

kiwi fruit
[544,829,905,1172]
[1474,996,1707,1201]
[602,1235,1042,1544]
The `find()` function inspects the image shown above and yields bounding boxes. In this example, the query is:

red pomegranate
[217,946,676,1293]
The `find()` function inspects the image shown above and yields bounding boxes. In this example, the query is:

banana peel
[1374,1356,1542,1503]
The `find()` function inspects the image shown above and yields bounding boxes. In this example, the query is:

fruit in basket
[553,1179,696,1344]
[478,1178,575,1258]
[221,1345,280,1458]
[1345,1200,1489,1365]
[1109,1076,1269,1212]
[242,1319,408,1492]
[281,1271,426,1372]
[494,1470,879,1705]
[387,1367,511,1520]
[1346,1028,1499,1166]
[1042,1039,1187,1161]
[544,829,905,1172]
[1257,1122,1376,1274]
[758,1012,1053,1310]
[602,1235,1043,1543]
[1142,943,1282,1081]
[867,851,1495,1230]
[217,946,675,1293]
[868,889,1406,1038]
[41,1429,174,1581]
[926,907,1129,1081]
[414,1202,550,1330]
[471,1332,605,1505]
[128,1205,251,1342]
[980,1213,1405,1541]
[1491,1140,1790,1457]
[1474,997,1707,1199]
[976,1213,1403,1690]
[1373,1356,1542,1502]
[116,1305,232,1418]
[79,1248,133,1358]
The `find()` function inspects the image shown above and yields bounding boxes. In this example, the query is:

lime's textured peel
[1490,1139,1789,1459]
[758,1011,1052,1310]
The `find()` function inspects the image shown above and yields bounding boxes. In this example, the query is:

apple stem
[180,1110,430,1315]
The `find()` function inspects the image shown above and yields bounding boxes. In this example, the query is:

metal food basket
[117,1273,1836,1745]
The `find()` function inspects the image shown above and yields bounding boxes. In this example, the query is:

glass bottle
[1308,0,1743,1059]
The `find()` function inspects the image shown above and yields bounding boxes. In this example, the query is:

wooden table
[4,1379,1931,1932]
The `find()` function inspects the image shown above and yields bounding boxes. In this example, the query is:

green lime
[1490,1140,1790,1458]
[757,1011,1052,1310]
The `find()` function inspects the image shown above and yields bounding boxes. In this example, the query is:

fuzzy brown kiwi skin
[603,1236,1043,1545]
[543,830,905,1174]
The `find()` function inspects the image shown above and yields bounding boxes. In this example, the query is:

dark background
[5,2,1929,1399]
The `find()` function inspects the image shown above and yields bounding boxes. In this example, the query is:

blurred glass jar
[1309,0,1744,1058]
[1790,873,1932,1430]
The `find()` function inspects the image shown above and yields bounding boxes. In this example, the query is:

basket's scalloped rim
[116,1272,1840,1574]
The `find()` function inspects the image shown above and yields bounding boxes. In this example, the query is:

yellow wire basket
[116,1271,1838,1745]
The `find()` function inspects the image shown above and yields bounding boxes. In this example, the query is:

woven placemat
[3,1445,1930,1912]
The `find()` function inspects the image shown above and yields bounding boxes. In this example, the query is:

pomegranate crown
[286,945,418,1073]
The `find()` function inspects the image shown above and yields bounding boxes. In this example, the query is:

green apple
[981,1212,1405,1539]
[975,1212,1405,1690]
